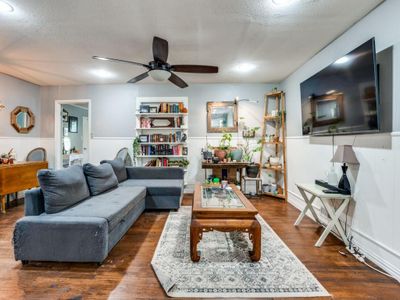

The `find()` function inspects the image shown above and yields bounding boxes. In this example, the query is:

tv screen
[300,38,379,135]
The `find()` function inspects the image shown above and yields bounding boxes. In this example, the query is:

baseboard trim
[351,230,400,282]
[288,189,400,282]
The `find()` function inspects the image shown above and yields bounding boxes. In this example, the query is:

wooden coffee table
[190,183,261,262]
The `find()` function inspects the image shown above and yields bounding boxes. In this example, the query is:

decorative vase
[230,148,243,161]
[214,149,227,161]
[246,164,260,178]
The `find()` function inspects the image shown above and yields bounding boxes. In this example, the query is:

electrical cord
[350,251,397,281]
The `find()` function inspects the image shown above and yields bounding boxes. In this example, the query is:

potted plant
[212,132,232,160]
[239,122,262,178]
[132,137,141,166]
[0,149,15,164]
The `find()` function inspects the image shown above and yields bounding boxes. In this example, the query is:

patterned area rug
[151,207,330,298]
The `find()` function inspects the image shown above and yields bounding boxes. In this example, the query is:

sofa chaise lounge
[13,160,184,264]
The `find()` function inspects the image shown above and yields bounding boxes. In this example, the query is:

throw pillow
[83,163,119,196]
[38,165,90,214]
[100,158,127,183]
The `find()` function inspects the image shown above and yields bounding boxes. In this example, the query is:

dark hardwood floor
[0,195,399,300]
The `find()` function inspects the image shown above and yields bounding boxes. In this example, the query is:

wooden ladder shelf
[259,91,288,200]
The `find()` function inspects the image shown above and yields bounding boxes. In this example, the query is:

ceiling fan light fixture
[149,69,171,81]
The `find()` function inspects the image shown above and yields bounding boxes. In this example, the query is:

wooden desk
[0,161,48,213]
[201,162,248,184]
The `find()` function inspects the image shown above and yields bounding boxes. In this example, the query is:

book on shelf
[139,132,183,143]
[145,157,188,167]
[158,102,185,113]
[140,144,185,156]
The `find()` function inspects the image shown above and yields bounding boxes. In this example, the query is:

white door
[82,116,89,163]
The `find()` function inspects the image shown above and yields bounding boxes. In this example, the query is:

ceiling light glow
[0,1,13,12]
[90,69,115,78]
[334,56,350,65]
[93,56,109,61]
[272,0,294,6]
[234,63,256,73]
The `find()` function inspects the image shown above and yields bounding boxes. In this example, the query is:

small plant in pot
[212,132,232,161]
[239,124,262,178]
[132,137,141,166]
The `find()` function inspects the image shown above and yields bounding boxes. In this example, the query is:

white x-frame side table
[294,183,351,247]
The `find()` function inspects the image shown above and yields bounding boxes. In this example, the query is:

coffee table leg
[249,220,261,261]
[190,223,202,262]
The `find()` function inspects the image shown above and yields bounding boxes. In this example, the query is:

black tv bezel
[300,37,381,136]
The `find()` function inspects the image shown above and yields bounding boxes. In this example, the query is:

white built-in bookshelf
[135,97,189,174]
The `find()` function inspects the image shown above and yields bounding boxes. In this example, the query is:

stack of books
[159,102,185,113]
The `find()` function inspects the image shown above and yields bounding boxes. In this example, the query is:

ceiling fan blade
[127,72,149,84]
[168,72,188,88]
[152,36,168,63]
[171,65,218,73]
[92,56,150,69]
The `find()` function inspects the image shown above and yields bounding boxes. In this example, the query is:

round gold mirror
[10,106,35,133]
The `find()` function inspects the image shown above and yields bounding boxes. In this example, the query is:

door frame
[54,99,92,169]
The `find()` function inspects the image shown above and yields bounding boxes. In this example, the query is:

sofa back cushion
[83,163,119,196]
[38,165,90,214]
[100,158,127,183]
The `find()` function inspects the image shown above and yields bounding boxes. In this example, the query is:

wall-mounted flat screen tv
[300,38,379,135]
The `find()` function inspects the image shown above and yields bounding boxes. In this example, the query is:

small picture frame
[139,134,149,143]
[68,116,78,133]
[62,109,69,122]
[149,106,158,113]
[140,105,150,113]
[183,147,188,155]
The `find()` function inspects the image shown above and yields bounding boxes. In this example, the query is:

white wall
[280,0,400,280]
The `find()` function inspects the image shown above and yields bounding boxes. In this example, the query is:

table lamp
[330,145,359,193]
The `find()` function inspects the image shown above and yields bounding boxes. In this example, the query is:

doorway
[55,99,91,169]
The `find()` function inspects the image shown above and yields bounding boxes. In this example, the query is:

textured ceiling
[0,0,383,86]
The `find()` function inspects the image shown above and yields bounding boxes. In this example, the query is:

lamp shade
[331,145,359,164]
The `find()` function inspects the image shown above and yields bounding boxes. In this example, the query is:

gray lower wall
[0,73,41,137]
[39,83,277,138]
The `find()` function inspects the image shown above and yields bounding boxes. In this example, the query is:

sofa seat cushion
[120,179,183,196]
[44,186,146,232]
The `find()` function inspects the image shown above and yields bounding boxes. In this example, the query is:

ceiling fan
[93,36,219,88]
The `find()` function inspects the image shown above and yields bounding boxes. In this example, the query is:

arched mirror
[10,106,35,133]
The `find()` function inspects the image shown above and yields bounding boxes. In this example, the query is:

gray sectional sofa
[13,160,184,264]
